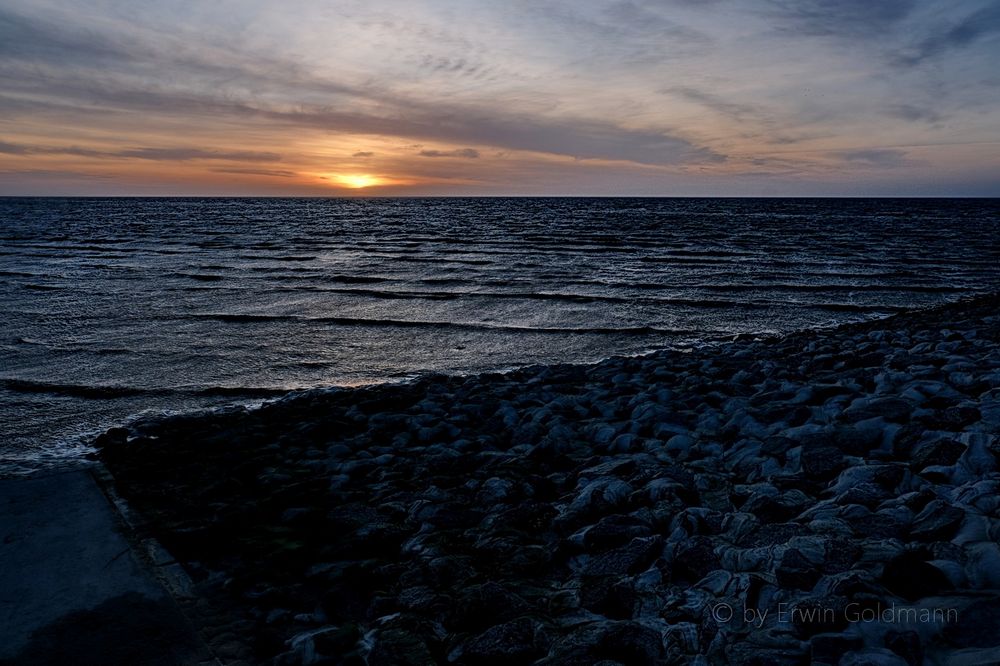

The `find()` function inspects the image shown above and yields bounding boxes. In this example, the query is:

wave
[257,286,912,312]
[187,313,701,336]
[2,378,289,399]
[171,272,225,282]
[239,254,317,262]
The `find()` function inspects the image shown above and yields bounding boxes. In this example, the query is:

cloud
[664,86,760,122]
[0,139,29,154]
[117,147,282,162]
[0,140,282,162]
[840,148,910,167]
[418,148,480,158]
[886,104,945,124]
[766,0,916,37]
[894,4,1000,66]
[210,167,297,177]
[352,151,374,157]
[0,5,720,169]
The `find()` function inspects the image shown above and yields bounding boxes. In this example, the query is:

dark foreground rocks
[99,294,1000,665]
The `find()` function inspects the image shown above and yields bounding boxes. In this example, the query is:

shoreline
[97,293,1000,664]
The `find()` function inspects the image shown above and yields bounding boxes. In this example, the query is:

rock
[478,477,515,503]
[909,500,963,542]
[368,629,435,666]
[844,397,913,423]
[287,625,360,666]
[883,630,923,666]
[93,426,129,450]
[800,445,845,480]
[776,548,821,591]
[942,598,1000,648]
[881,551,953,601]
[672,536,722,583]
[839,648,910,666]
[810,633,863,665]
[453,617,546,664]
[788,596,849,638]
[451,583,530,632]
[545,621,665,665]
[910,438,965,470]
[580,536,662,577]
[579,576,637,619]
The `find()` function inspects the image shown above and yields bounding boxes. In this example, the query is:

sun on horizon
[332,174,384,189]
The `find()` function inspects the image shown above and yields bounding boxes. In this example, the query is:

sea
[2,197,999,475]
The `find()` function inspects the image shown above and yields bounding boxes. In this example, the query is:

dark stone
[884,630,923,666]
[737,522,810,548]
[672,536,721,583]
[801,445,846,479]
[580,576,637,619]
[852,513,908,540]
[742,494,802,523]
[821,538,862,575]
[881,552,953,601]
[844,397,913,423]
[910,438,965,470]
[915,405,982,430]
[811,633,864,665]
[909,500,964,542]
[551,621,665,665]
[831,427,882,456]
[942,598,1000,648]
[837,483,893,509]
[583,515,653,551]
[776,548,821,591]
[93,427,129,449]
[456,617,545,665]
[496,501,557,532]
[367,629,435,666]
[581,536,662,577]
[789,597,850,638]
[451,583,530,632]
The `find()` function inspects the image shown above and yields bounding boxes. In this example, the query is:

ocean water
[2,197,999,475]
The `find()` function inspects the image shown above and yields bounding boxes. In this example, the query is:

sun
[334,174,382,189]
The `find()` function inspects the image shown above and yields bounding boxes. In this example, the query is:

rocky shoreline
[98,293,1000,665]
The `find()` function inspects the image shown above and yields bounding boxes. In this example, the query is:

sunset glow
[0,1,998,196]
[332,174,384,189]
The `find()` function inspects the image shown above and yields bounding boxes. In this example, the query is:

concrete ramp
[0,470,214,665]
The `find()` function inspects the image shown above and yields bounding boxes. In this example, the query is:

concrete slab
[0,470,212,665]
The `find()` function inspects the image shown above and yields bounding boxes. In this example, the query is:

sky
[1,0,999,196]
